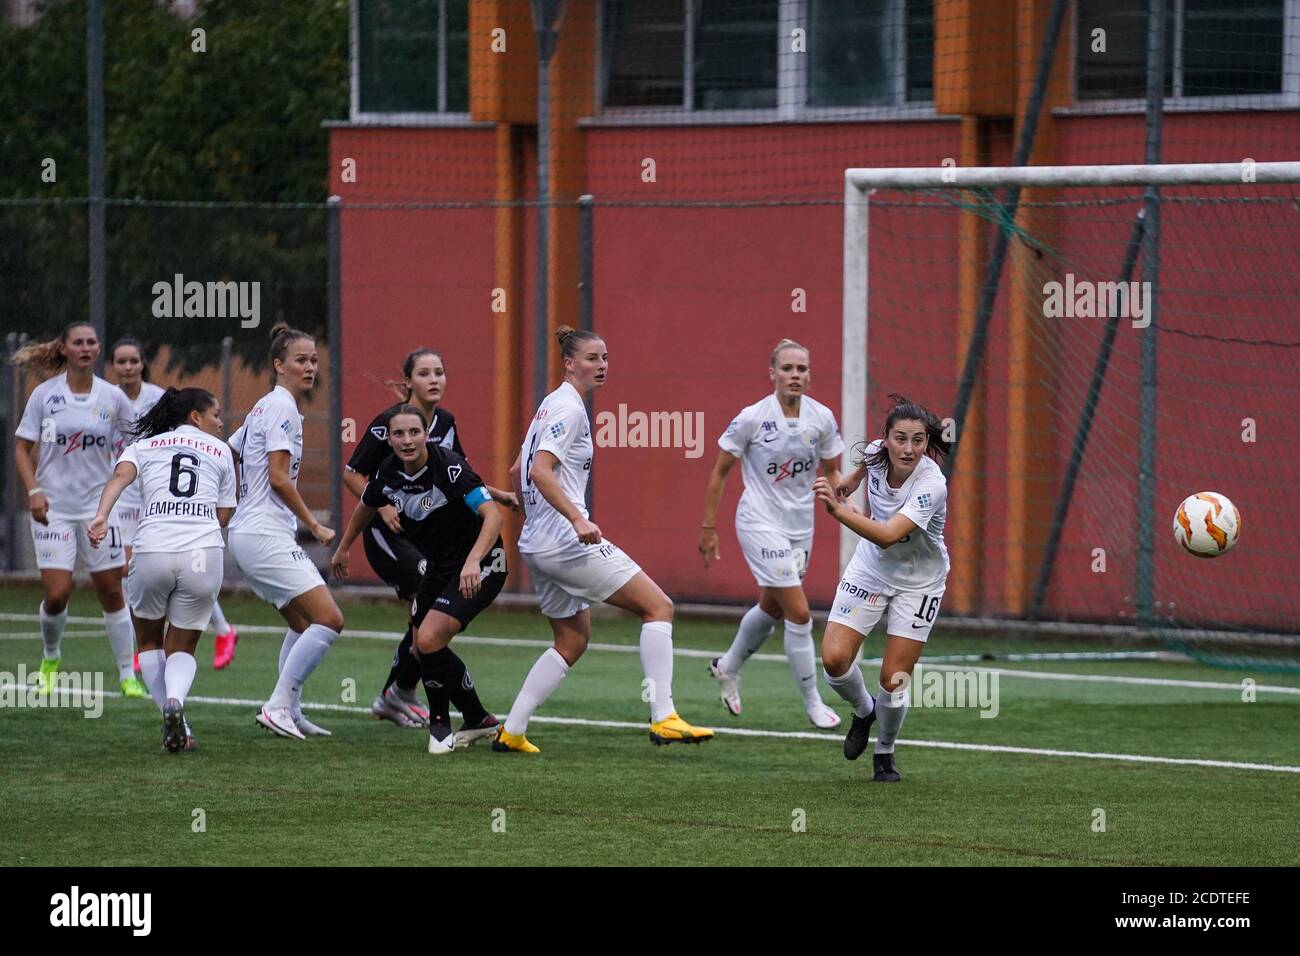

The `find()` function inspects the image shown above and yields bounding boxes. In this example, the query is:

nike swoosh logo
[911,622,926,629]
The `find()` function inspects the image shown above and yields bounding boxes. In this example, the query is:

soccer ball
[1172,492,1241,558]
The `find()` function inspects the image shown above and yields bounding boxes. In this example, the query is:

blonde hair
[556,325,601,360]
[11,323,96,381]
[770,338,809,366]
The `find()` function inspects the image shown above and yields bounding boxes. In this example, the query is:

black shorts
[410,543,507,632]
[361,522,425,601]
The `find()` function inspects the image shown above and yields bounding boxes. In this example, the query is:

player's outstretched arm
[88,461,138,546]
[812,476,916,548]
[699,451,738,568]
[331,499,378,577]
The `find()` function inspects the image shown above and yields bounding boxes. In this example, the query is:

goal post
[840,160,1300,668]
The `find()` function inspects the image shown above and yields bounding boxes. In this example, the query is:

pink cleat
[212,627,239,670]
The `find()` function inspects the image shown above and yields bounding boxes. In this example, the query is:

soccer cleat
[806,701,842,730]
[390,685,431,725]
[371,687,427,728]
[843,709,876,761]
[294,713,333,737]
[255,705,306,740]
[133,652,141,676]
[211,627,239,670]
[873,751,901,783]
[35,658,61,695]
[161,698,186,754]
[454,712,499,749]
[427,720,456,755]
[708,657,742,716]
[492,727,540,754]
[120,676,148,699]
[649,713,715,746]
[181,718,197,753]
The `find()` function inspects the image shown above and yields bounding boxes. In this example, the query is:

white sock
[823,664,874,719]
[209,601,231,636]
[39,602,67,660]
[164,652,197,705]
[873,682,909,754]
[782,618,822,708]
[103,607,136,682]
[267,624,337,711]
[278,628,301,673]
[639,620,676,723]
[718,604,777,675]
[138,648,167,711]
[504,647,570,735]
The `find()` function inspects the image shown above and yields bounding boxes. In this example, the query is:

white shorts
[127,548,224,629]
[521,538,642,619]
[228,530,325,610]
[736,525,811,588]
[826,576,945,643]
[115,504,140,548]
[30,515,125,573]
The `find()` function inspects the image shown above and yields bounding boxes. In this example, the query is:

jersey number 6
[169,452,200,499]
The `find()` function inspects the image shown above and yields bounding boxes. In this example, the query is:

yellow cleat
[35,658,61,695]
[492,727,540,754]
[649,713,715,746]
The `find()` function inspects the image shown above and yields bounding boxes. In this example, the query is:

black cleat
[161,698,185,754]
[842,709,875,761]
[873,751,901,782]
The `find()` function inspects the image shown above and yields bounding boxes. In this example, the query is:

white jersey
[517,382,593,555]
[117,382,167,511]
[116,425,237,552]
[15,372,135,520]
[718,393,844,538]
[226,385,303,538]
[843,440,949,591]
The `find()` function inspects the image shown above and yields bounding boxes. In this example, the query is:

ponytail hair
[853,393,951,470]
[130,387,217,441]
[109,336,151,382]
[10,322,97,381]
[556,325,601,360]
[268,321,314,386]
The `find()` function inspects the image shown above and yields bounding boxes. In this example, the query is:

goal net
[842,161,1300,671]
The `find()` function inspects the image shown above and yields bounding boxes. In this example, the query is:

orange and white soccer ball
[1173,492,1241,558]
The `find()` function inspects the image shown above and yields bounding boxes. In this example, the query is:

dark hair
[385,402,429,433]
[853,393,951,471]
[109,336,150,382]
[268,321,314,386]
[556,325,601,361]
[130,387,217,441]
[11,322,98,380]
[382,348,443,402]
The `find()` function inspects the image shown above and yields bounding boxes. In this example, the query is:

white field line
[1,681,1296,775]
[2,614,1299,697]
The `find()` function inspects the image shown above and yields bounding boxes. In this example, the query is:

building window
[600,0,933,113]
[356,0,468,114]
[1076,0,1285,101]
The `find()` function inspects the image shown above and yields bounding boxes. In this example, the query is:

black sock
[383,627,422,694]
[418,647,488,727]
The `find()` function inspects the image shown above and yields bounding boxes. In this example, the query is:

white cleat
[255,705,305,740]
[708,657,742,716]
[294,713,333,737]
[806,701,842,729]
[427,722,456,755]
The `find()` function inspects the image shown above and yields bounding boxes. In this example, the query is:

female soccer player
[342,348,516,728]
[332,405,507,754]
[228,322,345,741]
[812,394,951,783]
[493,326,714,753]
[109,338,240,672]
[89,388,237,752]
[12,323,145,698]
[699,339,845,729]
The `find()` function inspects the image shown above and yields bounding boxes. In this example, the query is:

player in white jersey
[11,323,147,699]
[89,388,236,753]
[699,339,845,728]
[110,338,240,671]
[228,321,345,741]
[812,395,952,783]
[493,326,714,753]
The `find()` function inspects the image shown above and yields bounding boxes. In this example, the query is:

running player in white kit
[228,322,345,741]
[89,388,236,753]
[493,326,714,753]
[11,323,146,699]
[110,338,240,672]
[813,395,951,783]
[699,339,845,728]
